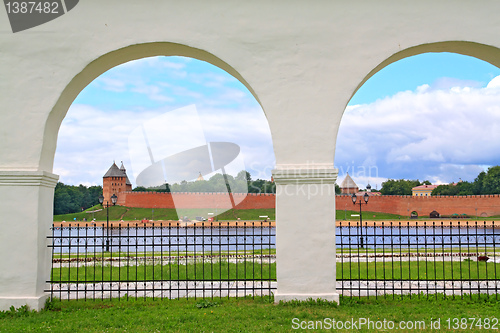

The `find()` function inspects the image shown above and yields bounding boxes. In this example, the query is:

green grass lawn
[56,205,500,222]
[1,295,500,332]
[336,209,403,221]
[338,260,500,280]
[51,260,500,282]
[52,261,276,282]
[54,206,409,222]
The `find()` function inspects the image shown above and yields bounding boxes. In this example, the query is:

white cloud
[336,77,500,188]
[486,75,500,89]
[54,103,274,186]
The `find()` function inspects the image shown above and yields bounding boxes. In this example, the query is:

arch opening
[51,50,275,220]
[335,41,500,219]
[41,42,269,173]
[337,42,500,192]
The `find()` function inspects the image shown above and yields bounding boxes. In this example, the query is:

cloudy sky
[54,53,500,189]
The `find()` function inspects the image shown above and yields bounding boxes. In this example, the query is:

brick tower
[340,173,359,194]
[103,161,132,205]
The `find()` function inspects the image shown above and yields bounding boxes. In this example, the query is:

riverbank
[336,219,499,227]
[53,220,275,228]
[53,219,498,228]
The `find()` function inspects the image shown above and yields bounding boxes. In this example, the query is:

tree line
[431,166,500,196]
[133,171,276,194]
[54,182,102,215]
[379,179,431,195]
[378,166,500,196]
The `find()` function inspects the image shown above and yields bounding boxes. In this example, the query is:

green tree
[151,171,275,194]
[380,179,429,195]
[236,170,252,182]
[432,181,475,196]
[474,171,486,194]
[431,166,500,196]
[133,186,148,192]
[481,166,500,194]
[54,182,102,215]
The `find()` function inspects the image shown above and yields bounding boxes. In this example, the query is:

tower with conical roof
[103,161,132,204]
[339,173,359,194]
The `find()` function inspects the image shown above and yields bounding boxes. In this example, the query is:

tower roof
[104,162,132,185]
[340,173,358,189]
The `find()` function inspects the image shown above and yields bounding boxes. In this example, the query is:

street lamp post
[99,193,118,252]
[352,192,369,248]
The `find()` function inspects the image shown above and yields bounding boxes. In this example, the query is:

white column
[0,171,58,311]
[272,164,339,303]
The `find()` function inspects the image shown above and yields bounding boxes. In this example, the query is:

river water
[49,225,499,253]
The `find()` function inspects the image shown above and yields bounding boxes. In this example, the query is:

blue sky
[54,53,500,190]
[349,53,499,105]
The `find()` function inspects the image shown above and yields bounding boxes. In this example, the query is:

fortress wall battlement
[336,195,500,217]
[121,191,276,209]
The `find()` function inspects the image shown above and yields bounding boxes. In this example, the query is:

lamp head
[98,194,104,205]
[111,193,118,205]
[351,192,357,204]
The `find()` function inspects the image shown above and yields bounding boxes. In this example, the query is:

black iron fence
[46,221,276,300]
[337,221,500,299]
[46,220,500,301]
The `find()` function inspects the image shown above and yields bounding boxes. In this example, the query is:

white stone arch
[1,42,283,311]
[4,1,500,311]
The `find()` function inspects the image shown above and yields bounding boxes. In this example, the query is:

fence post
[272,164,339,304]
[0,171,58,311]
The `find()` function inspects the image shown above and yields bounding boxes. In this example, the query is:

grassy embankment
[54,205,408,222]
[56,205,500,223]
[53,205,276,222]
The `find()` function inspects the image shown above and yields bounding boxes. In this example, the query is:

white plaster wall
[2,0,500,308]
[0,172,58,310]
[1,1,500,171]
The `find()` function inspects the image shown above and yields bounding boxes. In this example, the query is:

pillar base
[274,292,339,304]
[0,294,49,311]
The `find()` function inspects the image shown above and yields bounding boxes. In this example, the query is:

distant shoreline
[52,220,275,228]
[336,220,500,227]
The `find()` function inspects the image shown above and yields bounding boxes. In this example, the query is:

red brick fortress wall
[122,192,275,210]
[336,194,500,218]
[119,191,500,217]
